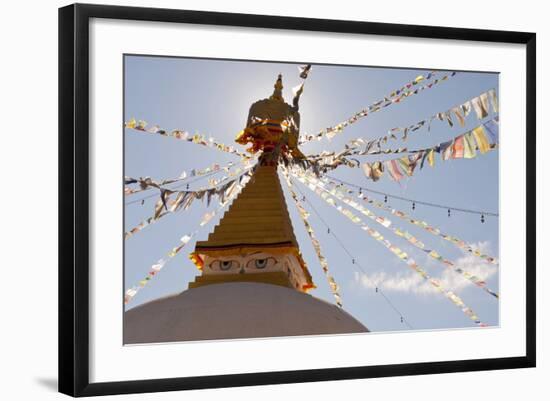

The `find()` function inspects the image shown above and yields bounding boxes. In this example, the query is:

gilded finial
[270,74,284,102]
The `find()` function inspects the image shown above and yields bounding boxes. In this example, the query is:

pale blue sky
[124,55,499,332]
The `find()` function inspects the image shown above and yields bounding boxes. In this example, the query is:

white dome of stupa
[124,282,368,344]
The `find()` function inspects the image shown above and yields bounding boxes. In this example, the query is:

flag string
[324,175,499,265]
[125,118,249,158]
[125,157,257,206]
[125,159,242,198]
[294,170,499,299]
[291,176,487,327]
[124,170,254,305]
[326,175,498,217]
[288,180,415,329]
[300,71,457,143]
[281,169,343,307]
[332,88,498,150]
[124,166,256,240]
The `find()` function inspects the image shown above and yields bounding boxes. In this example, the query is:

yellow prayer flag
[427,148,435,167]
[472,126,490,154]
[125,118,136,129]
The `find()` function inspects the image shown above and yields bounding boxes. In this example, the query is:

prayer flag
[398,157,412,176]
[452,135,464,159]
[488,88,499,112]
[461,101,472,117]
[125,118,137,129]
[472,96,489,119]
[385,160,403,181]
[483,118,499,143]
[452,106,465,127]
[480,92,490,114]
[472,126,490,153]
[463,132,477,158]
[427,148,435,167]
[440,140,454,161]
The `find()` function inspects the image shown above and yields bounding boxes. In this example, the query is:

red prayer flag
[452,135,465,159]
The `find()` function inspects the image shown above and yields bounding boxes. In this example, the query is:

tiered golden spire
[189,74,313,292]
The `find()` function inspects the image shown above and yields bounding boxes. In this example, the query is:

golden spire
[188,75,313,292]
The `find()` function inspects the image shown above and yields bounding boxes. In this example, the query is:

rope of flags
[300,71,457,143]
[124,170,254,305]
[361,117,499,182]
[302,114,498,181]
[351,88,498,152]
[125,118,250,158]
[301,83,499,179]
[322,175,498,264]
[124,166,256,240]
[290,182,414,329]
[124,159,248,197]
[291,176,486,327]
[282,168,343,307]
[293,170,499,299]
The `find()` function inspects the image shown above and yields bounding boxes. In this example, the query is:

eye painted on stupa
[209,260,239,271]
[255,259,268,269]
[246,257,277,270]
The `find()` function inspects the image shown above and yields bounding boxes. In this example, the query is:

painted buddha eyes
[246,257,277,270]
[210,257,277,271]
[255,259,267,269]
[210,260,239,271]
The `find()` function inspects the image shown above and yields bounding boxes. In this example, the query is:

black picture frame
[59,3,536,397]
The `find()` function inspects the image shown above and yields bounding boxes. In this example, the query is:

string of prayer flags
[124,231,197,304]
[200,211,216,226]
[371,88,498,145]
[400,257,486,326]
[282,169,343,307]
[125,214,164,240]
[358,115,498,161]
[302,147,361,174]
[124,160,241,197]
[294,171,499,299]
[125,118,250,158]
[304,116,497,179]
[124,171,253,305]
[318,175,499,265]
[300,71,457,143]
[387,203,498,265]
[308,140,408,163]
[313,88,499,161]
[360,118,499,182]
[124,167,256,240]
[291,175,486,326]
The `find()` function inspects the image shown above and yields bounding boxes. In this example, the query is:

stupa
[124,74,368,344]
